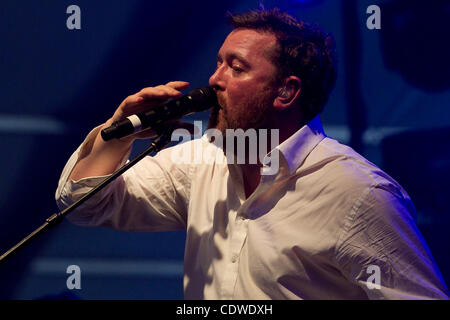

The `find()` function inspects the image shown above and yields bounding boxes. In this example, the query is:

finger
[117,95,145,112]
[120,101,159,115]
[165,81,190,90]
[137,86,182,101]
[124,94,144,105]
[119,94,160,113]
[116,83,190,121]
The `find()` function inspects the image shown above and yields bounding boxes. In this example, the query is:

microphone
[101,86,217,141]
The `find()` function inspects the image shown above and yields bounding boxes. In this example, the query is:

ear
[273,76,302,111]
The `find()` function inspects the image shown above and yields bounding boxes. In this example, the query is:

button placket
[220,216,249,299]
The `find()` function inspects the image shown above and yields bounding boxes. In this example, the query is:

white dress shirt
[56,116,449,299]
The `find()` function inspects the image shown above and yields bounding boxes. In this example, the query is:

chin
[214,119,228,135]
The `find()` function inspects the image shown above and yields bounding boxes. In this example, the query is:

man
[56,8,449,299]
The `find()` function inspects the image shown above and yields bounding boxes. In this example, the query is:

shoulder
[299,137,416,222]
[307,138,419,244]
[306,137,408,195]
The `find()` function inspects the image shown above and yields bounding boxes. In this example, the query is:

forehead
[219,28,278,60]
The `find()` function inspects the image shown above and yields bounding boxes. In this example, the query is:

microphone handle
[100,86,216,141]
[101,98,191,141]
[101,119,136,141]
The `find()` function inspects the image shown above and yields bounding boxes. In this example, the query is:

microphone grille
[188,86,218,112]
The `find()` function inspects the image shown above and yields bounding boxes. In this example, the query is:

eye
[232,65,243,73]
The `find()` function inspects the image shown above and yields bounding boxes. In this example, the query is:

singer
[56,8,449,299]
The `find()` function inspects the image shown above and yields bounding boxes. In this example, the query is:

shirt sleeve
[55,127,192,232]
[335,182,450,300]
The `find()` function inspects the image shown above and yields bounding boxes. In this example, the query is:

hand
[106,81,193,143]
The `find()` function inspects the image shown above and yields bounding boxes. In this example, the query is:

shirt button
[231,255,238,263]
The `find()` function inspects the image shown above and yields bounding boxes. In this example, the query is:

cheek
[226,80,254,105]
[226,82,243,97]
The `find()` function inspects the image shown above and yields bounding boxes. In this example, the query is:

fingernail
[136,97,144,102]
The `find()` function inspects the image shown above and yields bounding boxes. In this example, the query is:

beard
[206,87,278,164]
[207,86,277,134]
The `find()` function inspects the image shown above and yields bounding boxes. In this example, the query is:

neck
[238,110,308,198]
[240,162,262,199]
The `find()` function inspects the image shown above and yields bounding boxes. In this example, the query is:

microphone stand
[0,127,174,264]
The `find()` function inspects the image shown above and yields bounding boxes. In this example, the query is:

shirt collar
[262,115,327,176]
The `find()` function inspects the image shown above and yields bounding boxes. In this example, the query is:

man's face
[208,28,280,133]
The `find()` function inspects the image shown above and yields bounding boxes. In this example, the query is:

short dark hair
[226,8,337,119]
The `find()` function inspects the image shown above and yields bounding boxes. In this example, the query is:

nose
[209,65,225,91]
